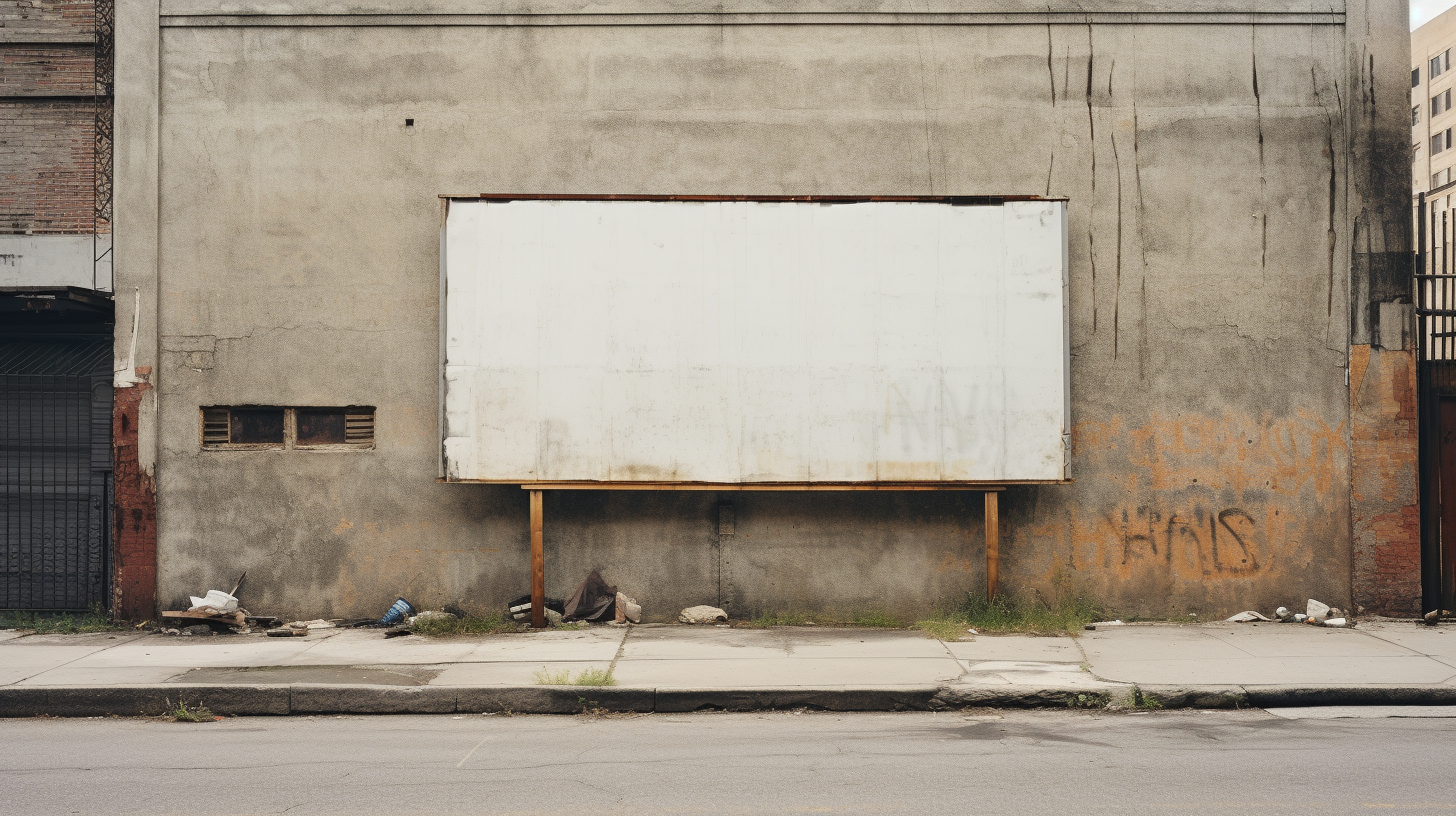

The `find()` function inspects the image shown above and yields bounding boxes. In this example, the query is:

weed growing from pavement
[916,580,1103,639]
[533,667,572,684]
[0,606,121,635]
[849,610,903,628]
[165,699,217,722]
[742,611,812,628]
[1066,692,1111,710]
[534,667,618,686]
[1130,687,1164,710]
[410,613,518,637]
[572,667,617,686]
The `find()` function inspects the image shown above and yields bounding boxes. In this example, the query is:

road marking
[457,734,494,768]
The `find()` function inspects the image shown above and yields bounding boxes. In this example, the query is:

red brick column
[113,371,156,622]
[1350,345,1422,616]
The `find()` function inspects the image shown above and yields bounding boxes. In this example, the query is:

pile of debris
[507,570,642,627]
[160,573,280,635]
[1225,599,1353,627]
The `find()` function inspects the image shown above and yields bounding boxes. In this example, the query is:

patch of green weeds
[914,616,974,642]
[916,571,1103,639]
[1130,687,1164,710]
[533,667,573,685]
[741,611,813,628]
[1066,691,1111,710]
[533,667,617,686]
[0,606,121,634]
[572,668,617,687]
[165,699,217,722]
[849,610,903,628]
[410,613,517,637]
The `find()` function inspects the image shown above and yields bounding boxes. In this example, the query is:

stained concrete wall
[117,1,1416,621]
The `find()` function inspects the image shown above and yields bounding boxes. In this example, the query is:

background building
[98,0,1419,623]
[1,0,115,614]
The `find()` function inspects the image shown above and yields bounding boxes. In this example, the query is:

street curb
[2,684,1455,717]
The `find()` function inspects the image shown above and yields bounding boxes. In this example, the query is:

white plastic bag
[187,589,239,615]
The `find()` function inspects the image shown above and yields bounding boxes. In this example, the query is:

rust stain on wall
[113,377,157,621]
[1010,410,1349,613]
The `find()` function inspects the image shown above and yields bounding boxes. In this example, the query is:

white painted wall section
[0,235,112,292]
[442,198,1069,483]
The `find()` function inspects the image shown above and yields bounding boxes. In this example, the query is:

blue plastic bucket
[379,597,414,625]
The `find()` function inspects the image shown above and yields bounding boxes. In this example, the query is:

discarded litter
[379,598,415,625]
[266,627,307,638]
[284,619,337,630]
[187,589,239,616]
[1305,599,1331,623]
[1084,620,1124,631]
[508,595,565,623]
[615,592,642,624]
[564,570,618,623]
[679,605,728,624]
[408,611,455,626]
[1225,611,1272,622]
[383,627,412,639]
[1323,617,1349,628]
[967,628,978,635]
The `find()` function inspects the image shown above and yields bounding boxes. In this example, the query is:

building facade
[1,0,115,614]
[102,1,1419,622]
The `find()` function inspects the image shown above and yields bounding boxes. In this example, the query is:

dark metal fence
[0,338,113,611]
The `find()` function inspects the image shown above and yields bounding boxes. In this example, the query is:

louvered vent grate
[345,410,374,445]
[201,408,230,445]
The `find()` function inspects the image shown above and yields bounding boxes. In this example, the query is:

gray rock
[679,605,728,624]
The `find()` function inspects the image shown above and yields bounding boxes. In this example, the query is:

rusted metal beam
[985,491,1000,600]
[530,490,545,629]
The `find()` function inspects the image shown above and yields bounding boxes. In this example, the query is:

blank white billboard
[442,198,1068,484]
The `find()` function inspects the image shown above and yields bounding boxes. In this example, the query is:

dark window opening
[230,408,285,445]
[202,406,374,450]
[297,408,347,445]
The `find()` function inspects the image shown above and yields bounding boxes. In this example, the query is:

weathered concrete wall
[117,2,1415,620]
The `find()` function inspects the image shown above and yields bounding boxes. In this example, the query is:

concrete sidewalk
[3,621,1455,716]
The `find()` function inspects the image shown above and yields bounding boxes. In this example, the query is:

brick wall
[0,0,98,236]
[1351,345,1424,616]
[0,100,97,233]
[1,44,96,96]
[0,1,94,41]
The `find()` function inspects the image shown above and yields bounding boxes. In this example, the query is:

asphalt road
[3,709,1454,816]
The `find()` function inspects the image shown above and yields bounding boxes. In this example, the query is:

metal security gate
[0,337,113,611]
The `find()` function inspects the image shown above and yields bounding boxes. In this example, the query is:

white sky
[1414,0,1456,30]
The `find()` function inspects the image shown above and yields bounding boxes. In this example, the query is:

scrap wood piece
[162,610,246,627]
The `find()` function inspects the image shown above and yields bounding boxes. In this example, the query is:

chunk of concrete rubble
[679,605,728,624]
[615,593,642,624]
[1083,620,1124,630]
[1306,599,1331,622]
